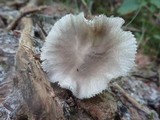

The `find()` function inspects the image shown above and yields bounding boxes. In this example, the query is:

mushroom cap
[41,13,137,99]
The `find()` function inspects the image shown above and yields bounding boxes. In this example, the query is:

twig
[6,5,47,31]
[6,0,29,9]
[112,83,151,115]
[123,7,141,28]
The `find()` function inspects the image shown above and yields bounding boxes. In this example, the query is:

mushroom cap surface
[41,13,137,99]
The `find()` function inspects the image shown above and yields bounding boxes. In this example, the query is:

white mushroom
[41,13,137,99]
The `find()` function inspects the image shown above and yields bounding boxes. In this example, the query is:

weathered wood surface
[15,17,65,120]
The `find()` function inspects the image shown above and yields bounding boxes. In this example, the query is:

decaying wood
[7,6,47,31]
[14,17,64,120]
[112,83,151,115]
[77,93,117,120]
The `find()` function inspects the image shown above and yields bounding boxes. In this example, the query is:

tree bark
[13,17,64,120]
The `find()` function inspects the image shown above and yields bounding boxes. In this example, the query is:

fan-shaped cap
[41,13,137,99]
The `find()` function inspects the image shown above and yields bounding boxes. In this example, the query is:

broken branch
[7,5,47,31]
